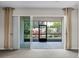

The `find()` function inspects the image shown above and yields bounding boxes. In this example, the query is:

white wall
[72,8,78,49]
[0,8,78,49]
[13,8,63,16]
[78,5,79,56]
[0,8,4,49]
[13,16,20,49]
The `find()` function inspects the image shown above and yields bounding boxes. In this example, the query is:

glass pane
[47,21,62,41]
[20,16,30,48]
[24,16,30,42]
[32,21,39,41]
[20,16,30,42]
[39,26,46,38]
[39,21,47,25]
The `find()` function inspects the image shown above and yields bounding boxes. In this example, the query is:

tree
[50,22,61,28]
[24,22,30,35]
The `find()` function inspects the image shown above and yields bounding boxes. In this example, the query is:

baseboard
[0,48,18,50]
[71,48,78,50]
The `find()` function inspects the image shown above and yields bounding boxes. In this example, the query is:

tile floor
[0,49,78,58]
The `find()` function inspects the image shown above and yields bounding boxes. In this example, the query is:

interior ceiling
[0,1,78,8]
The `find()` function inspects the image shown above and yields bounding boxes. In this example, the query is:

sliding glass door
[20,16,63,49]
[32,21,62,42]
[47,22,62,42]
[31,17,63,49]
[20,16,30,48]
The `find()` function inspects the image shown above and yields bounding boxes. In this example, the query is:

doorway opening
[31,16,64,49]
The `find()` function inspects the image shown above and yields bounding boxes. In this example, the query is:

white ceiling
[0,1,78,8]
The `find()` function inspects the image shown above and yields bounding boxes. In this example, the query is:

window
[20,16,30,42]
[32,21,62,42]
[47,21,62,41]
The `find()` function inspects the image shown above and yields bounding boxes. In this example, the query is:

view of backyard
[23,16,30,42]
[32,21,62,41]
[23,16,62,42]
